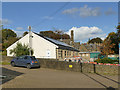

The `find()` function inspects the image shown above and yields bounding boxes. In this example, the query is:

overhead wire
[31,2,71,30]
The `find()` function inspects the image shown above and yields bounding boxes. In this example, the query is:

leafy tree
[2,37,19,51]
[1,29,17,42]
[113,23,120,54]
[101,32,116,55]
[88,37,103,44]
[40,30,70,40]
[103,23,120,55]
[1,28,19,52]
[23,31,28,37]
[10,43,34,57]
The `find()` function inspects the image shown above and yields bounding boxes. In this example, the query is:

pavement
[1,65,119,88]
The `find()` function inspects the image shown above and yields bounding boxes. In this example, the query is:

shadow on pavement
[1,67,24,84]
[13,65,41,69]
[82,73,116,89]
[95,73,119,84]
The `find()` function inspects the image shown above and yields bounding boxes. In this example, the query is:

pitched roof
[34,32,79,52]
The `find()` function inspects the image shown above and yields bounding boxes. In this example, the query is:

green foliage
[2,37,19,51]
[95,58,119,64]
[40,31,70,40]
[23,31,28,37]
[1,29,17,42]
[101,32,116,55]
[88,37,103,44]
[102,23,120,54]
[1,29,19,51]
[2,50,7,56]
[0,61,10,65]
[112,23,120,54]
[10,43,34,57]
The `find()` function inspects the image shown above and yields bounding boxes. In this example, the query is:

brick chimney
[71,30,74,46]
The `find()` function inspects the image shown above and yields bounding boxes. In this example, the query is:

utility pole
[28,26,32,56]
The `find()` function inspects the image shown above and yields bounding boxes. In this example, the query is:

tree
[23,31,28,37]
[10,43,34,57]
[40,30,70,40]
[1,29,17,42]
[88,37,103,44]
[110,23,120,54]
[2,37,19,51]
[101,23,120,55]
[101,32,116,55]
[1,28,18,52]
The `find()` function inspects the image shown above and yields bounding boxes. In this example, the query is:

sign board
[69,65,73,68]
[46,49,50,57]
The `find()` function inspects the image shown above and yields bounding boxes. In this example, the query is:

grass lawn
[0,62,10,65]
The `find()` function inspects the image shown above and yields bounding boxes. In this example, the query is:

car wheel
[11,62,15,67]
[38,66,40,68]
[27,64,31,69]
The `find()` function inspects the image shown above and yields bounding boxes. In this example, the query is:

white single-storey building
[7,32,79,59]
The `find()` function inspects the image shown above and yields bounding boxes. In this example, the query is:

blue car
[11,55,40,69]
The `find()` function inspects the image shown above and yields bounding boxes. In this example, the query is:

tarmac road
[1,65,119,88]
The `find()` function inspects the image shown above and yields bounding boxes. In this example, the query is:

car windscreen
[30,56,36,60]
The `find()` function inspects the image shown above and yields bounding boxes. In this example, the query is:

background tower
[71,30,74,46]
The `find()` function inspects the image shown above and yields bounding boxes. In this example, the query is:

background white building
[7,32,79,59]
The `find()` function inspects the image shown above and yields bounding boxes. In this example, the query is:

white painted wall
[7,32,58,58]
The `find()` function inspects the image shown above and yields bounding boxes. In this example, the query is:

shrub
[95,58,118,64]
[10,42,34,57]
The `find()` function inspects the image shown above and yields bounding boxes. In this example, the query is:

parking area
[1,65,119,88]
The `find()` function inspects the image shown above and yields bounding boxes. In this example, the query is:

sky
[1,2,119,43]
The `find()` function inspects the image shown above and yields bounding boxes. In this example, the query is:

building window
[61,50,63,58]
[67,51,69,57]
[65,51,66,58]
[69,51,71,56]
[58,49,63,58]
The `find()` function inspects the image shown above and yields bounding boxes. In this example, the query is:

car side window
[24,56,28,59]
[18,56,22,59]
[18,56,25,59]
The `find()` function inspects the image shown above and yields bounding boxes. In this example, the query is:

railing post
[80,62,82,72]
[93,64,96,73]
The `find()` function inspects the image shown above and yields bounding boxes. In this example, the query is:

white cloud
[66,26,106,42]
[105,8,116,15]
[0,18,12,25]
[11,29,25,37]
[62,5,101,17]
[62,8,79,14]
[16,27,24,30]
[42,16,54,20]
[79,5,101,17]
[14,30,25,37]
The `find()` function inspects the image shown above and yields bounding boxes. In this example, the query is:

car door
[17,56,25,66]
[22,56,28,66]
[14,57,20,66]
